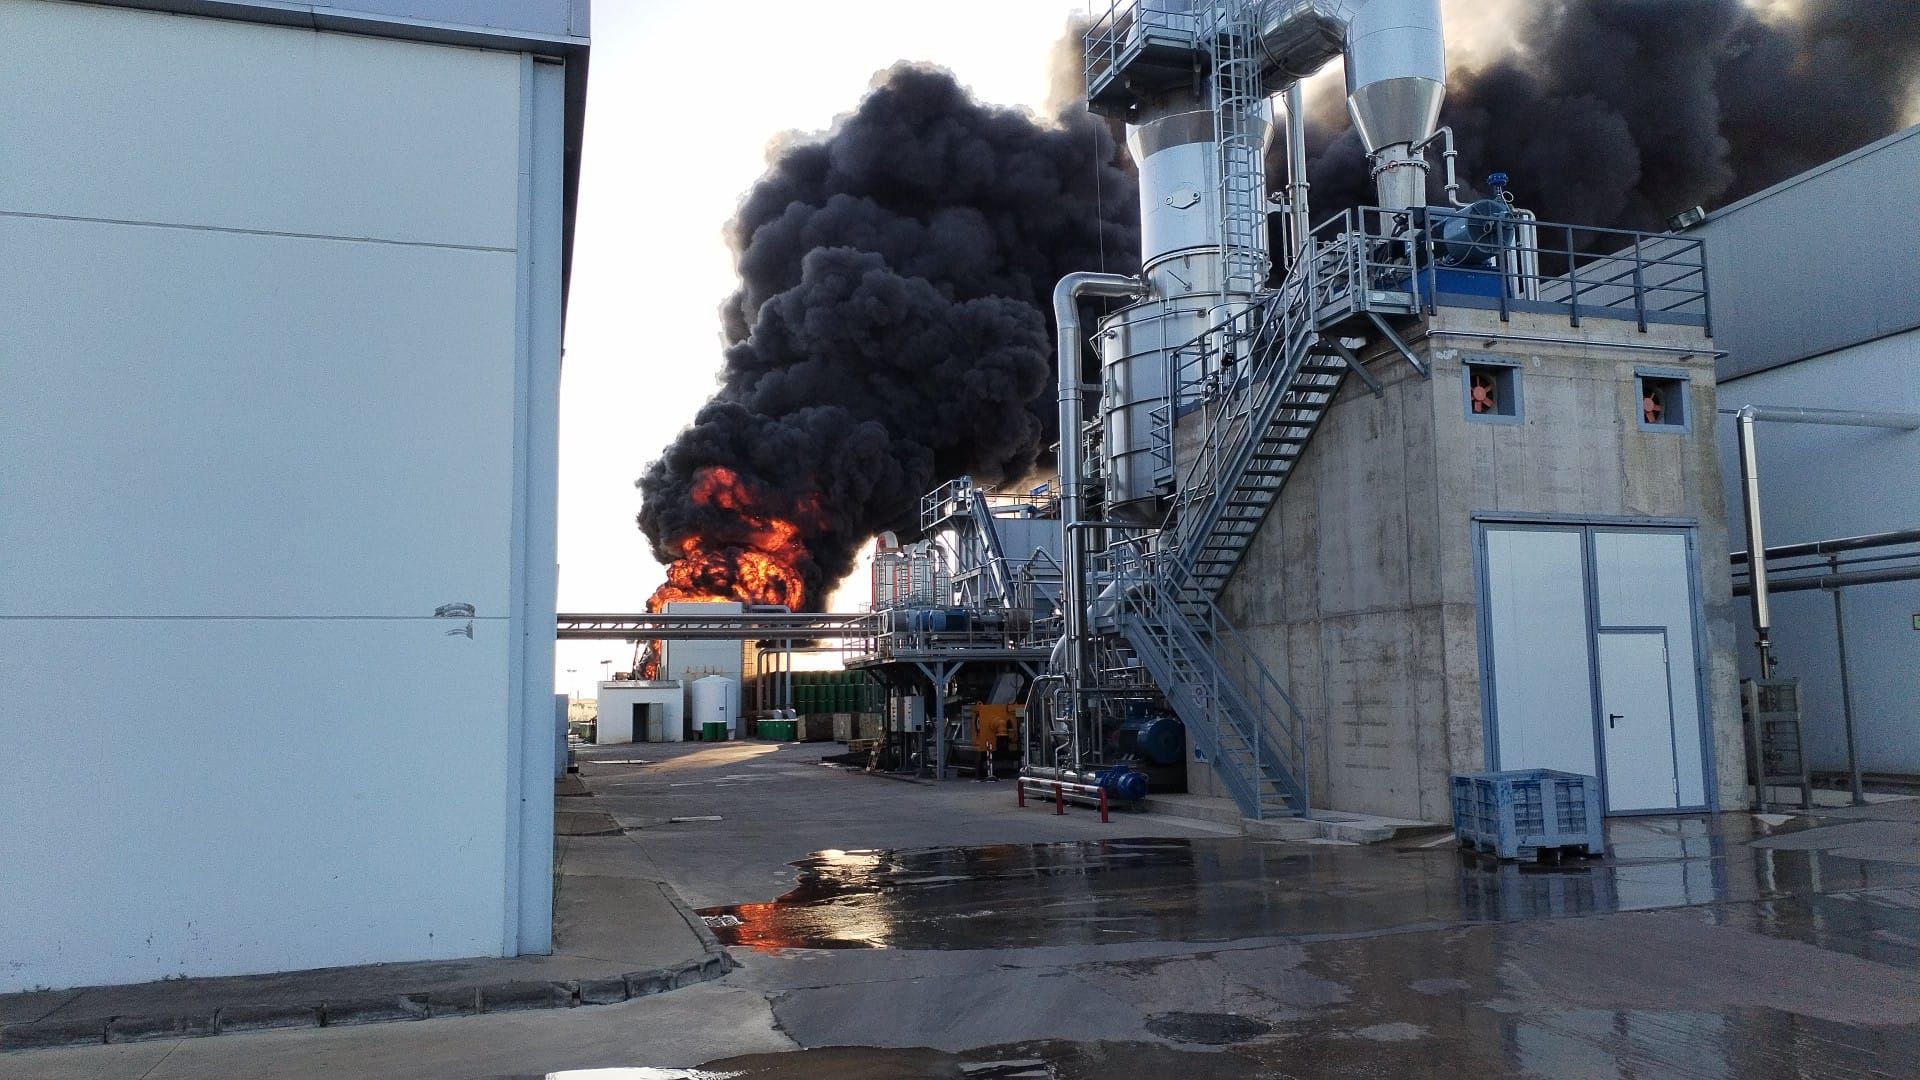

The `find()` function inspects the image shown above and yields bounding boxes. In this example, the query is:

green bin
[759,719,798,742]
[701,721,728,742]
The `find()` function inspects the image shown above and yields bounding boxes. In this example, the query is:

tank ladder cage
[1208,0,1273,300]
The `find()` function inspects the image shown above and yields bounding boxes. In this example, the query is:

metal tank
[1096,73,1275,522]
[1091,0,1445,522]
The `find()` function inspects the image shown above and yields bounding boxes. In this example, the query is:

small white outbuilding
[596,681,687,744]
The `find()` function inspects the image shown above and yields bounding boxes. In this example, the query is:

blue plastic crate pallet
[1450,769,1605,861]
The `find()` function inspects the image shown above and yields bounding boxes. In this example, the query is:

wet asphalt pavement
[613,743,1920,1079]
[697,817,1915,953]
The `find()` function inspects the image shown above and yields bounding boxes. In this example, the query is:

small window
[1464,360,1521,424]
[1636,370,1690,432]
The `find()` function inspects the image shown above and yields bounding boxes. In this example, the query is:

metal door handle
[1609,713,1623,729]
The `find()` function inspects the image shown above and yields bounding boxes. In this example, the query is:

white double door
[1482,526,1709,813]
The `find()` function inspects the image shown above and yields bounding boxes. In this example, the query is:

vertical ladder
[1209,0,1268,299]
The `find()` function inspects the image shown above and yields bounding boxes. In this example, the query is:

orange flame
[641,467,814,678]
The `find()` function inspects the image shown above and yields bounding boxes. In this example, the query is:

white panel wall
[1717,330,1920,776]
[0,216,518,617]
[0,1,520,247]
[0,620,511,988]
[0,1,558,991]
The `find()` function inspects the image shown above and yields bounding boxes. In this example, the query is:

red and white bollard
[1099,787,1110,823]
[1054,783,1066,816]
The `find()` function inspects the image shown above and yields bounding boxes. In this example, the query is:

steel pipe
[1053,272,1149,765]
[1731,527,1920,565]
[1732,564,1920,596]
[1830,558,1865,807]
[1283,81,1311,257]
[1731,403,1920,678]
[1736,408,1775,676]
[1721,405,1920,430]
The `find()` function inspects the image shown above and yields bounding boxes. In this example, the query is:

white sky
[553,1,1090,693]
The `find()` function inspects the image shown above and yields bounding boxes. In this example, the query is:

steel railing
[1300,206,1712,332]
[1083,1,1203,95]
[1097,541,1311,818]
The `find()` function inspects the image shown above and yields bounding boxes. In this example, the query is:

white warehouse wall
[0,0,563,991]
[1716,329,1920,777]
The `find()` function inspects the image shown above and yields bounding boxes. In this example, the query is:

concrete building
[1210,305,1740,823]
[1691,125,1920,783]
[0,0,587,993]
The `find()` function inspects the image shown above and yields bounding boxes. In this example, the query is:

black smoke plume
[1287,0,1920,231]
[642,4,1917,608]
[638,62,1137,606]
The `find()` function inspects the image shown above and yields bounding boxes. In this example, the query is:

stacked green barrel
[758,671,880,740]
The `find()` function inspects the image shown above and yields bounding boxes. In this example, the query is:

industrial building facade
[1695,125,1920,784]
[0,0,586,992]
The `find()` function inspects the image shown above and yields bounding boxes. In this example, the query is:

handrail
[1145,551,1310,769]
[1161,254,1322,575]
[1296,204,1709,328]
[1099,540,1312,817]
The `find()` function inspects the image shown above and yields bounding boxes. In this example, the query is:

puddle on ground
[1144,1011,1273,1045]
[692,1040,1272,1079]
[697,817,1919,953]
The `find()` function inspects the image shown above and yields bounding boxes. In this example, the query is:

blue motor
[1115,704,1185,767]
[1093,765,1150,804]
[1431,196,1513,267]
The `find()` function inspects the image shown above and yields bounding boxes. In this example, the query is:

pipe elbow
[1052,272,1145,327]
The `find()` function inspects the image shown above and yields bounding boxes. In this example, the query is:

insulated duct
[1252,0,1446,211]
[1053,273,1150,705]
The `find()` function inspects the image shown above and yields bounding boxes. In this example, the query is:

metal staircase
[1102,544,1311,818]
[1076,1,1357,822]
[1161,262,1360,597]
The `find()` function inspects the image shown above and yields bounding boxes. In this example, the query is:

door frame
[1472,512,1717,815]
[1595,626,1683,811]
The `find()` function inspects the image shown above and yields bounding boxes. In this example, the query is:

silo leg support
[1365,313,1427,379]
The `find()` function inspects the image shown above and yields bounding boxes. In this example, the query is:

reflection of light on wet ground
[549,1060,741,1068]
[641,744,781,773]
[698,816,1920,953]
[546,1070,742,1079]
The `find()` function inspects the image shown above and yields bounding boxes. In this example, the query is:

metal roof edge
[67,0,589,310]
[69,0,588,55]
[1718,319,1920,384]
[1698,123,1920,227]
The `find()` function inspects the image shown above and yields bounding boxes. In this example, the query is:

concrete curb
[1139,796,1448,845]
[0,882,737,1054]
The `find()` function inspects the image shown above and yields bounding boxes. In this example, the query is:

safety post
[1016,780,1025,808]
[1098,787,1110,823]
[1054,783,1065,815]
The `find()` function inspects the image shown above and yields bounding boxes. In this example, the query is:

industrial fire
[615,0,1920,825]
